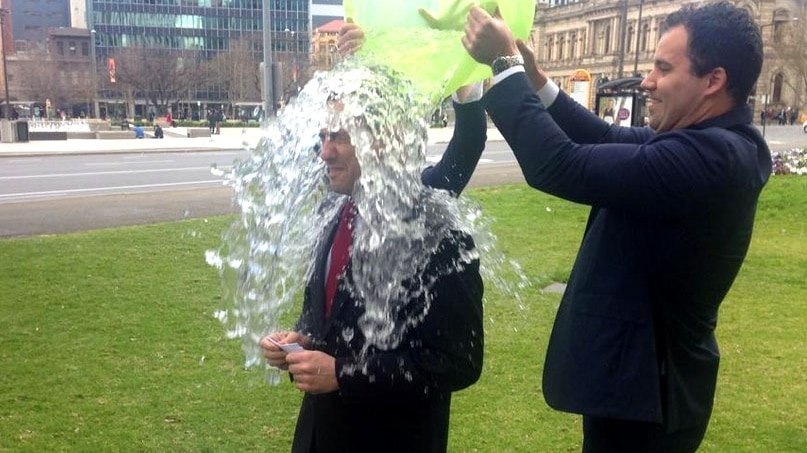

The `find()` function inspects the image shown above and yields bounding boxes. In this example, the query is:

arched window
[773,72,784,104]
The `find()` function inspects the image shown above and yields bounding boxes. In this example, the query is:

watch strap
[491,55,525,76]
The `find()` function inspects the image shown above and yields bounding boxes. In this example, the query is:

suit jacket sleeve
[482,72,767,218]
[421,100,487,196]
[335,234,484,402]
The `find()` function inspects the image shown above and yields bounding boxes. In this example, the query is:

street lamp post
[759,19,776,139]
[0,7,11,120]
[632,0,645,76]
[90,29,99,119]
[262,0,274,118]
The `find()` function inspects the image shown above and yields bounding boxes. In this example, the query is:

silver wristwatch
[491,55,524,75]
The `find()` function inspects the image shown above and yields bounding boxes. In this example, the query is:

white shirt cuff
[490,67,559,107]
[491,65,525,85]
[536,79,560,107]
[452,81,484,104]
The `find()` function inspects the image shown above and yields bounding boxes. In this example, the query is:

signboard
[568,69,592,110]
[594,77,648,127]
[597,95,634,126]
[107,58,116,84]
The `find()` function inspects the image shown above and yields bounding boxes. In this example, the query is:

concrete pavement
[0,124,505,157]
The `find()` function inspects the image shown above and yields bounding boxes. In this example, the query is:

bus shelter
[594,77,648,127]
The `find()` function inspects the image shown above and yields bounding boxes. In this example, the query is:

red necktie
[325,201,355,318]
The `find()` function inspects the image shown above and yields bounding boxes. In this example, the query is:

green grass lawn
[1,178,805,452]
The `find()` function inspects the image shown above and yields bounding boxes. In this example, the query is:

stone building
[531,0,806,122]
[310,18,343,74]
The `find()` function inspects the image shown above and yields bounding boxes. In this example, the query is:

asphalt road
[0,149,525,238]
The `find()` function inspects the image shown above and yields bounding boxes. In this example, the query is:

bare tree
[203,39,261,112]
[13,50,60,108]
[110,46,201,114]
[12,49,97,117]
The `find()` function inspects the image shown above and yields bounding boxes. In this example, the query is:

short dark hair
[664,1,763,106]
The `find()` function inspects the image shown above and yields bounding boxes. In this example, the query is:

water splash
[209,59,529,376]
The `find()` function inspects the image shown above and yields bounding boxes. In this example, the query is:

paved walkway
[0,124,504,157]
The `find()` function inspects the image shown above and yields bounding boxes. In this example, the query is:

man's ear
[705,67,728,95]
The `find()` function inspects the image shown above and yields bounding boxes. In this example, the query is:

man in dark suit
[259,66,486,453]
[463,2,771,451]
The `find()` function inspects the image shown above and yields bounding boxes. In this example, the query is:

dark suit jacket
[287,98,486,453]
[291,209,484,453]
[483,73,771,431]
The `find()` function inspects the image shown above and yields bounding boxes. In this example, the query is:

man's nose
[640,75,654,91]
[319,140,335,159]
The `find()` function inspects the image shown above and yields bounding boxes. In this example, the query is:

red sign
[107,58,116,84]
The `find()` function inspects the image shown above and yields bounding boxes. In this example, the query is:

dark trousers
[582,416,708,453]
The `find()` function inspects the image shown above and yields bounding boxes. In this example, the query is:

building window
[595,20,611,55]
[772,73,783,103]
[640,23,650,52]
[627,26,635,53]
[57,41,65,55]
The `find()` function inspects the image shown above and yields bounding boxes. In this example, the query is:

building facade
[3,0,318,120]
[311,18,342,73]
[8,0,70,53]
[533,0,807,122]
[70,0,87,29]
[6,0,805,123]
[0,1,10,118]
[311,0,343,28]
[86,0,310,119]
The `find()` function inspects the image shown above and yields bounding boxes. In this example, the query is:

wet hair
[664,1,763,106]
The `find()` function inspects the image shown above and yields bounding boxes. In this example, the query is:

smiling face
[319,128,361,195]
[640,25,716,133]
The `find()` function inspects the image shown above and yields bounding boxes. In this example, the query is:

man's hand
[260,331,309,371]
[516,39,548,90]
[337,18,365,56]
[418,0,472,31]
[286,350,339,394]
[462,5,518,66]
[419,0,497,31]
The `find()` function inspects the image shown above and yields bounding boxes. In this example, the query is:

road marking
[0,166,232,180]
[0,179,228,201]
[86,159,176,166]
[6,158,44,164]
